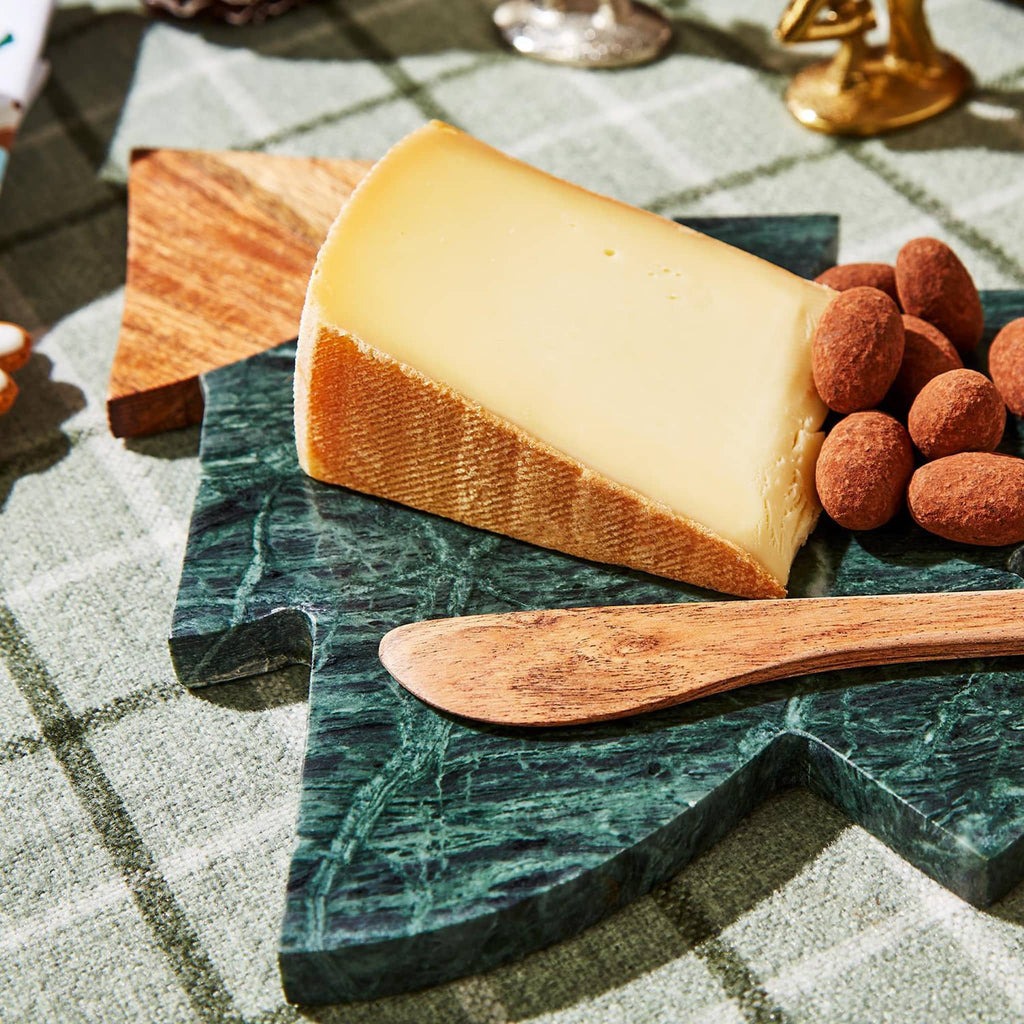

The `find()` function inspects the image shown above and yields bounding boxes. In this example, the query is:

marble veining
[169,216,1024,1006]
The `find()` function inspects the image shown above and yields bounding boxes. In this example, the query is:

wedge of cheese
[295,122,834,598]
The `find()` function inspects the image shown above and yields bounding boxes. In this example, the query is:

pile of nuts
[812,238,1024,547]
[0,322,32,416]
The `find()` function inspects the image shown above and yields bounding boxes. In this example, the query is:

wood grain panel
[107,148,371,437]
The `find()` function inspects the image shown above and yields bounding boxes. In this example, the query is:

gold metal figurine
[775,0,971,135]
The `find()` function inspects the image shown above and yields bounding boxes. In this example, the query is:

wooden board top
[107,148,371,437]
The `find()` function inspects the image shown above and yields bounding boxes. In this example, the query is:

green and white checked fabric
[2,1,1023,1020]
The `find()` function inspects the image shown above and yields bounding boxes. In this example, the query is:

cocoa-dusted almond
[812,287,904,413]
[888,314,962,409]
[908,452,1024,546]
[895,238,984,355]
[815,263,899,304]
[988,317,1024,416]
[815,411,914,530]
[908,368,1006,459]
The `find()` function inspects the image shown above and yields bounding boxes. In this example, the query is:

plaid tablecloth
[2,1,1023,1021]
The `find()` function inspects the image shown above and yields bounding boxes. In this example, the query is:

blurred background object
[492,0,672,68]
[0,0,53,188]
[143,0,309,26]
[0,321,32,416]
[776,0,971,134]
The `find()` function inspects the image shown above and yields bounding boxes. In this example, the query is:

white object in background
[0,0,54,182]
[0,0,54,106]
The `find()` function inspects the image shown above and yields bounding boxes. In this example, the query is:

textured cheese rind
[296,121,834,597]
[296,323,786,599]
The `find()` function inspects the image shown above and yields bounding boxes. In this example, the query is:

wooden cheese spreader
[379,590,1024,726]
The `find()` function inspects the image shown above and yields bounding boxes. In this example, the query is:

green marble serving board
[169,215,1024,1006]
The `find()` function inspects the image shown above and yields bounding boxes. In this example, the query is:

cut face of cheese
[296,122,834,598]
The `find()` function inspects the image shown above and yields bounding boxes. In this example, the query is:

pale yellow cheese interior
[303,121,833,586]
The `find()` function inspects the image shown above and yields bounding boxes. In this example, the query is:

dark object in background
[143,0,307,24]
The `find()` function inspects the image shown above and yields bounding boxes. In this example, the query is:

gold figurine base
[785,45,971,135]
